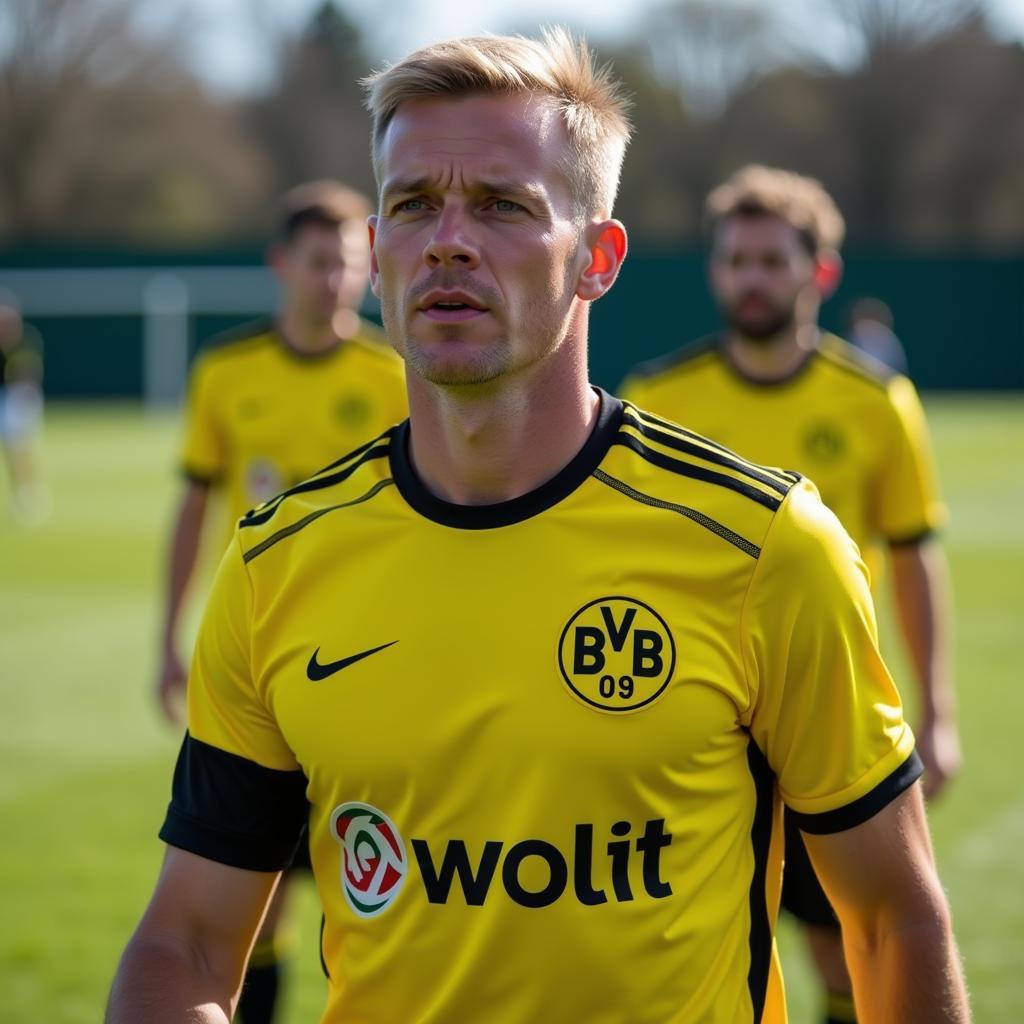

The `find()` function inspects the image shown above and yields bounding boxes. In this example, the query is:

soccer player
[0,296,47,524]
[621,165,962,1024]
[110,32,970,1024]
[154,180,407,1024]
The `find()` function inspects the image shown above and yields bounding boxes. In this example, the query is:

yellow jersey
[620,334,946,585]
[161,390,920,1024]
[180,318,408,529]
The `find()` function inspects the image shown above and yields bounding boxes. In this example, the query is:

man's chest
[249,527,755,804]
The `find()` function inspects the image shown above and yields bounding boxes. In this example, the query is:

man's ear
[814,248,843,298]
[577,220,628,301]
[367,216,380,299]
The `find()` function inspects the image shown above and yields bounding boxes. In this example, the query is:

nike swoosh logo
[306,641,398,681]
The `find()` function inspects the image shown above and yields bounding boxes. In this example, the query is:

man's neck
[723,323,821,383]
[277,308,361,355]
[405,347,599,507]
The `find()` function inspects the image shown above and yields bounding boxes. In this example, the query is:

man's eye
[493,199,523,213]
[395,199,426,213]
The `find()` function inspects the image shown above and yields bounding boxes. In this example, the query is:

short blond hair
[361,28,632,220]
[279,180,372,242]
[705,165,846,253]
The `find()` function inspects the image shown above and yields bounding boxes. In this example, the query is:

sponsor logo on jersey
[803,422,847,462]
[330,804,673,916]
[557,596,676,712]
[331,802,408,918]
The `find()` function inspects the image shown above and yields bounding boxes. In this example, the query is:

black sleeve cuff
[788,750,923,835]
[159,733,308,871]
[886,527,938,548]
[181,464,220,486]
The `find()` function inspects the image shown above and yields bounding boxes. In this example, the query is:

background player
[622,164,962,1024]
[155,180,407,1024]
[0,295,47,524]
[110,33,969,1024]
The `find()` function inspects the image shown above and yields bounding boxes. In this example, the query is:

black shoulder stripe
[622,410,793,497]
[594,469,761,558]
[628,407,801,486]
[310,427,397,478]
[613,433,782,512]
[789,751,923,835]
[240,437,393,529]
[243,478,394,563]
[159,733,308,872]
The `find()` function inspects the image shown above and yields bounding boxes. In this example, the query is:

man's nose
[424,205,480,269]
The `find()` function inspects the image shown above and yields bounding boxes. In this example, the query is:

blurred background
[0,0,1021,1021]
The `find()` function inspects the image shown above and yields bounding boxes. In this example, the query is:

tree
[0,0,271,242]
[244,1,378,204]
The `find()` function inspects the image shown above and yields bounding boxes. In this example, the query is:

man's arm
[889,539,961,798]
[804,784,970,1023]
[157,481,210,723]
[107,847,278,1024]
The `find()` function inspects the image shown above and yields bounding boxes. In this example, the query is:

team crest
[557,596,676,713]
[803,422,847,462]
[331,802,407,918]
[335,393,371,426]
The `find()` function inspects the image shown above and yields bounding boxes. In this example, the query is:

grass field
[1,396,1022,1022]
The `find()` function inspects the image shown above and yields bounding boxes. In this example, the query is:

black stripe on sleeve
[239,440,392,529]
[613,433,782,512]
[159,733,309,872]
[746,739,775,1024]
[788,751,924,836]
[622,409,794,497]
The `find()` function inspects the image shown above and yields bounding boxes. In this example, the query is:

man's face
[709,214,817,341]
[369,92,588,387]
[275,221,370,325]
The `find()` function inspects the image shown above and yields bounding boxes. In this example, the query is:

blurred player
[110,33,970,1024]
[155,180,407,1024]
[622,164,962,1024]
[0,296,48,524]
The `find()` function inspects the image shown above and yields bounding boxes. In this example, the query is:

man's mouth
[418,291,489,322]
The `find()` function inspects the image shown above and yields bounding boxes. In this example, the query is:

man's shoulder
[624,335,722,387]
[607,400,804,561]
[234,425,400,566]
[815,333,901,394]
[193,318,277,373]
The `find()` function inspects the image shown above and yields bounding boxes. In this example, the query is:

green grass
[1,396,1022,1022]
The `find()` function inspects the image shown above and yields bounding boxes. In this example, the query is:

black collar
[390,388,623,530]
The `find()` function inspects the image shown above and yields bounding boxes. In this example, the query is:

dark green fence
[2,244,1021,396]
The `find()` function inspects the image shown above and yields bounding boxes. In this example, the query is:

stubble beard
[723,296,796,343]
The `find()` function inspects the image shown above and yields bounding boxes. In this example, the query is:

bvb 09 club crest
[331,802,407,918]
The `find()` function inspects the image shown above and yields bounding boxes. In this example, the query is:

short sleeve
[872,376,947,544]
[159,535,307,870]
[180,355,227,485]
[741,479,920,833]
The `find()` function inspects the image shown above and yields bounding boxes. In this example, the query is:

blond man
[110,35,969,1024]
